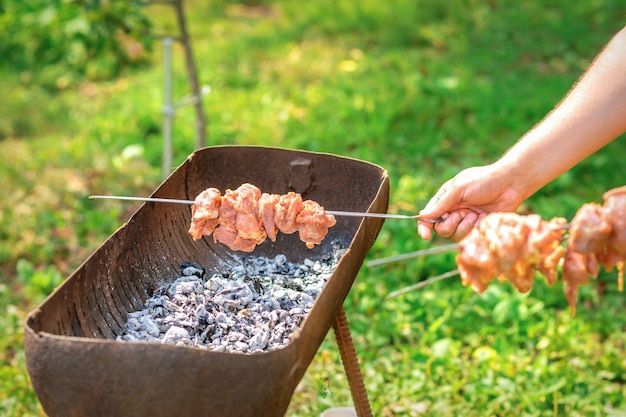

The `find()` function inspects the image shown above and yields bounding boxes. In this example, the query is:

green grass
[2,1,626,416]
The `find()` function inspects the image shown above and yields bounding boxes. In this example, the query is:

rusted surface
[24,146,389,417]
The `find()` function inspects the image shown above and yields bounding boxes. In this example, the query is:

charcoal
[162,326,192,346]
[179,262,205,278]
[118,248,344,353]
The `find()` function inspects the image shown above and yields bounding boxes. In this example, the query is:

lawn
[1,1,626,416]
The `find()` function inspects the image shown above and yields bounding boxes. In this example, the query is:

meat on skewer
[274,192,303,235]
[566,203,611,254]
[603,186,626,256]
[258,193,280,242]
[297,199,336,249]
[212,184,266,252]
[562,186,626,314]
[188,188,221,239]
[454,185,626,316]
[456,213,567,295]
[188,183,336,252]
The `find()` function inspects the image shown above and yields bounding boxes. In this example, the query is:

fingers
[417,220,435,240]
[420,180,456,217]
[417,181,456,240]
[417,210,479,241]
[433,210,479,242]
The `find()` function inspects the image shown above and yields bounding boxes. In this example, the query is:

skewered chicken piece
[188,183,336,252]
[188,188,221,240]
[562,186,626,314]
[212,183,267,252]
[603,186,626,258]
[457,213,567,295]
[297,200,336,249]
[274,192,303,235]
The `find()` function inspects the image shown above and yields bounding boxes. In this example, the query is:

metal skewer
[90,195,196,205]
[385,269,460,299]
[321,209,442,223]
[88,195,444,223]
[366,243,462,267]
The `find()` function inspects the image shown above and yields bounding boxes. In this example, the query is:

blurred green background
[1,1,626,416]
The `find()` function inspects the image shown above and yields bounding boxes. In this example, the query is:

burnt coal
[118,248,345,353]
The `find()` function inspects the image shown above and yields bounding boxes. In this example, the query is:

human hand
[417,164,525,241]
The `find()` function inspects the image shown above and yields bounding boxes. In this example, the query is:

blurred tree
[0,0,153,85]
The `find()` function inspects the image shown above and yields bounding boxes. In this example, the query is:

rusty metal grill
[24,146,389,417]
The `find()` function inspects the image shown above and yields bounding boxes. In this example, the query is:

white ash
[118,249,344,353]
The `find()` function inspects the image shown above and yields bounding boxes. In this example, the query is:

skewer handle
[325,210,443,222]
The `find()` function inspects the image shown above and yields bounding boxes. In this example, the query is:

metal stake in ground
[333,306,373,417]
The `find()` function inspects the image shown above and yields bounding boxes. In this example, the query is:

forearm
[497,26,626,200]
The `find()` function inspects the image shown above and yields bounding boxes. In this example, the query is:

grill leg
[332,306,373,417]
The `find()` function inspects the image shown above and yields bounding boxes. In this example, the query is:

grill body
[24,146,389,417]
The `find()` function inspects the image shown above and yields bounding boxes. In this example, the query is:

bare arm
[499,26,626,200]
[418,26,626,241]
